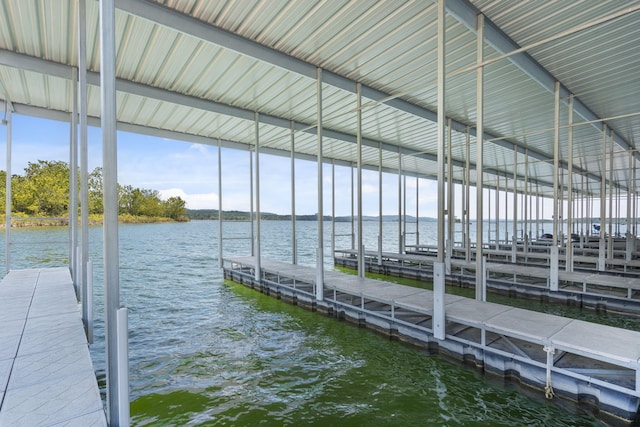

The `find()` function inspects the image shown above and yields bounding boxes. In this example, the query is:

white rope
[544,346,555,399]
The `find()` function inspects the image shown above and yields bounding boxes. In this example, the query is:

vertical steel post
[608,129,614,259]
[249,146,254,256]
[631,161,638,241]
[331,160,336,259]
[116,307,129,424]
[87,259,93,344]
[495,176,500,250]
[624,147,633,261]
[356,83,364,277]
[416,176,420,245]
[553,82,560,248]
[100,0,127,424]
[217,139,223,268]
[316,68,324,300]
[350,166,355,250]
[566,95,574,272]
[433,0,447,340]
[254,114,261,281]
[291,122,297,264]
[78,0,91,341]
[70,67,79,295]
[512,146,518,263]
[446,118,453,272]
[599,125,607,271]
[398,150,402,253]
[536,186,540,238]
[475,12,486,301]
[4,107,11,274]
[378,142,383,265]
[550,82,561,291]
[465,127,470,262]
[525,150,529,241]
[403,174,407,247]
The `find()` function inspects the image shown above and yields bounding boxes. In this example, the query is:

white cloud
[159,188,219,210]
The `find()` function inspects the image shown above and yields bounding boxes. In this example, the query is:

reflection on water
[0,221,609,425]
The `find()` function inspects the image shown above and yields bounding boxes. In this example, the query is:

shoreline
[0,215,184,229]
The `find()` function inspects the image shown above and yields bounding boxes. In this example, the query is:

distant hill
[186,209,437,222]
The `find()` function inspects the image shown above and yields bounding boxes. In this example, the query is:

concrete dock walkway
[0,268,105,426]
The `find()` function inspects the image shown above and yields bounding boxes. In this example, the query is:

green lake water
[2,220,622,425]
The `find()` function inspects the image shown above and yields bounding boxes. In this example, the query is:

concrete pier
[0,268,105,426]
[224,256,640,425]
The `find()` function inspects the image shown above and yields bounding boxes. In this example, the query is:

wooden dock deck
[0,268,106,426]
[224,256,640,424]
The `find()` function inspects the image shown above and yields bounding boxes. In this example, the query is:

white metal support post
[217,139,223,268]
[416,176,420,246]
[566,95,574,272]
[254,113,261,282]
[398,150,402,254]
[78,0,92,342]
[4,107,11,274]
[465,127,471,262]
[254,113,262,283]
[70,67,79,296]
[351,166,355,250]
[608,129,614,260]
[290,122,297,264]
[627,148,633,261]
[249,146,254,257]
[512,145,517,263]
[553,82,560,248]
[378,142,383,266]
[475,12,486,301]
[356,83,364,278]
[433,0,447,340]
[599,125,607,271]
[316,68,324,300]
[99,0,128,424]
[495,176,500,251]
[550,82,560,291]
[524,150,529,243]
[331,161,335,258]
[446,118,453,274]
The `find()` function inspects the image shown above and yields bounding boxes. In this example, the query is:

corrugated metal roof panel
[0,0,638,201]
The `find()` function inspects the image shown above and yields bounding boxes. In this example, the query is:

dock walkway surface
[335,248,640,306]
[224,256,640,424]
[0,268,106,426]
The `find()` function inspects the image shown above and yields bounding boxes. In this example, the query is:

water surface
[1,220,613,425]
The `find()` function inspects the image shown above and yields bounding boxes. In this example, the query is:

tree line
[0,160,187,220]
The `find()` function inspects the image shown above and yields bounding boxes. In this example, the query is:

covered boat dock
[1,0,640,425]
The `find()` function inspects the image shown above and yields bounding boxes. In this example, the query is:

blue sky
[0,114,444,217]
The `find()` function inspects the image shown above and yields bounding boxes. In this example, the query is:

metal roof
[1,0,639,199]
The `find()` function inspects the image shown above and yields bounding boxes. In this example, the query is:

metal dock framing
[224,256,640,425]
[0,268,106,426]
[335,249,640,315]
